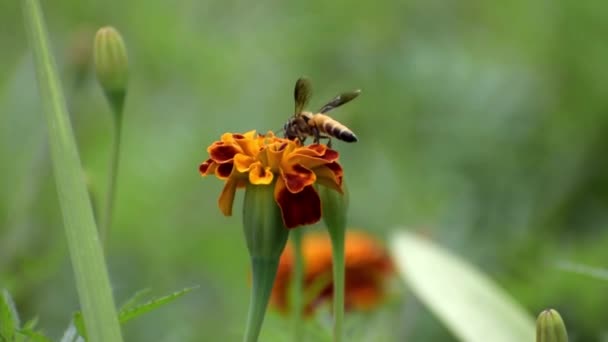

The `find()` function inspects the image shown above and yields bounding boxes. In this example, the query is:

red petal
[215,162,233,179]
[209,144,240,163]
[274,180,321,229]
[199,159,214,175]
[313,162,343,192]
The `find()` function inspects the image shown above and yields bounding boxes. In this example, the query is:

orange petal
[218,178,239,216]
[234,153,255,172]
[281,164,316,193]
[274,179,321,228]
[249,163,274,185]
[345,280,383,311]
[235,135,262,156]
[266,142,289,170]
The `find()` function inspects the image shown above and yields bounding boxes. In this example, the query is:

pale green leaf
[59,323,84,342]
[556,261,608,281]
[390,230,535,342]
[118,286,198,323]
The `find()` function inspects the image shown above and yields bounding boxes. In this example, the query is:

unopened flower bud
[536,309,568,342]
[242,182,289,342]
[94,26,128,115]
[319,183,349,238]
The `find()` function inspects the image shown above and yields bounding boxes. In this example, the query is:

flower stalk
[242,183,289,342]
[291,228,304,342]
[320,183,349,342]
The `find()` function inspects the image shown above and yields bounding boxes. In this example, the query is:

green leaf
[118,286,198,323]
[73,312,87,340]
[1,289,20,342]
[390,230,535,342]
[21,1,123,341]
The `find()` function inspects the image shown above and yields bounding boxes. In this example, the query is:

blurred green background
[2,0,608,341]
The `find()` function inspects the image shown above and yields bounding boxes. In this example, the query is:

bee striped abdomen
[314,114,358,143]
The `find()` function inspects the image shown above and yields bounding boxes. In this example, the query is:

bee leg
[315,134,333,147]
[311,127,322,145]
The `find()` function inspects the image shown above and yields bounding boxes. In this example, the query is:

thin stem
[22,1,123,341]
[330,234,345,342]
[99,118,121,244]
[244,257,279,342]
[291,229,304,342]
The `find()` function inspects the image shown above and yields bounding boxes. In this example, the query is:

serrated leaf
[1,289,20,342]
[390,230,535,342]
[16,329,53,342]
[118,286,198,323]
[119,288,152,312]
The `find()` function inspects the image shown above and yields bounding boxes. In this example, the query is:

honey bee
[283,77,360,147]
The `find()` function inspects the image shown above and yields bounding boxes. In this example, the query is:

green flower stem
[244,257,280,342]
[22,1,123,342]
[291,228,304,342]
[100,118,122,244]
[329,231,345,342]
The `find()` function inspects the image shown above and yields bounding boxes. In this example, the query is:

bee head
[283,118,297,140]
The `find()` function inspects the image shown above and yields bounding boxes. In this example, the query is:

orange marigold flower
[270,231,394,315]
[199,131,343,228]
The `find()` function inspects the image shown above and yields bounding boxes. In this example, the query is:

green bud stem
[319,184,349,342]
[242,183,289,342]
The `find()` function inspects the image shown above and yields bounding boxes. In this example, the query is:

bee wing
[319,89,361,113]
[294,77,312,116]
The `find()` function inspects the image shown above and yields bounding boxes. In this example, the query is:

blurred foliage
[2,0,608,341]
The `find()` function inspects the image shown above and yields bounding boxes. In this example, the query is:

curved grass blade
[21,1,123,341]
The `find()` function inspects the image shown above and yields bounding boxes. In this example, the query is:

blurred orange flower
[270,231,394,315]
[199,131,343,228]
